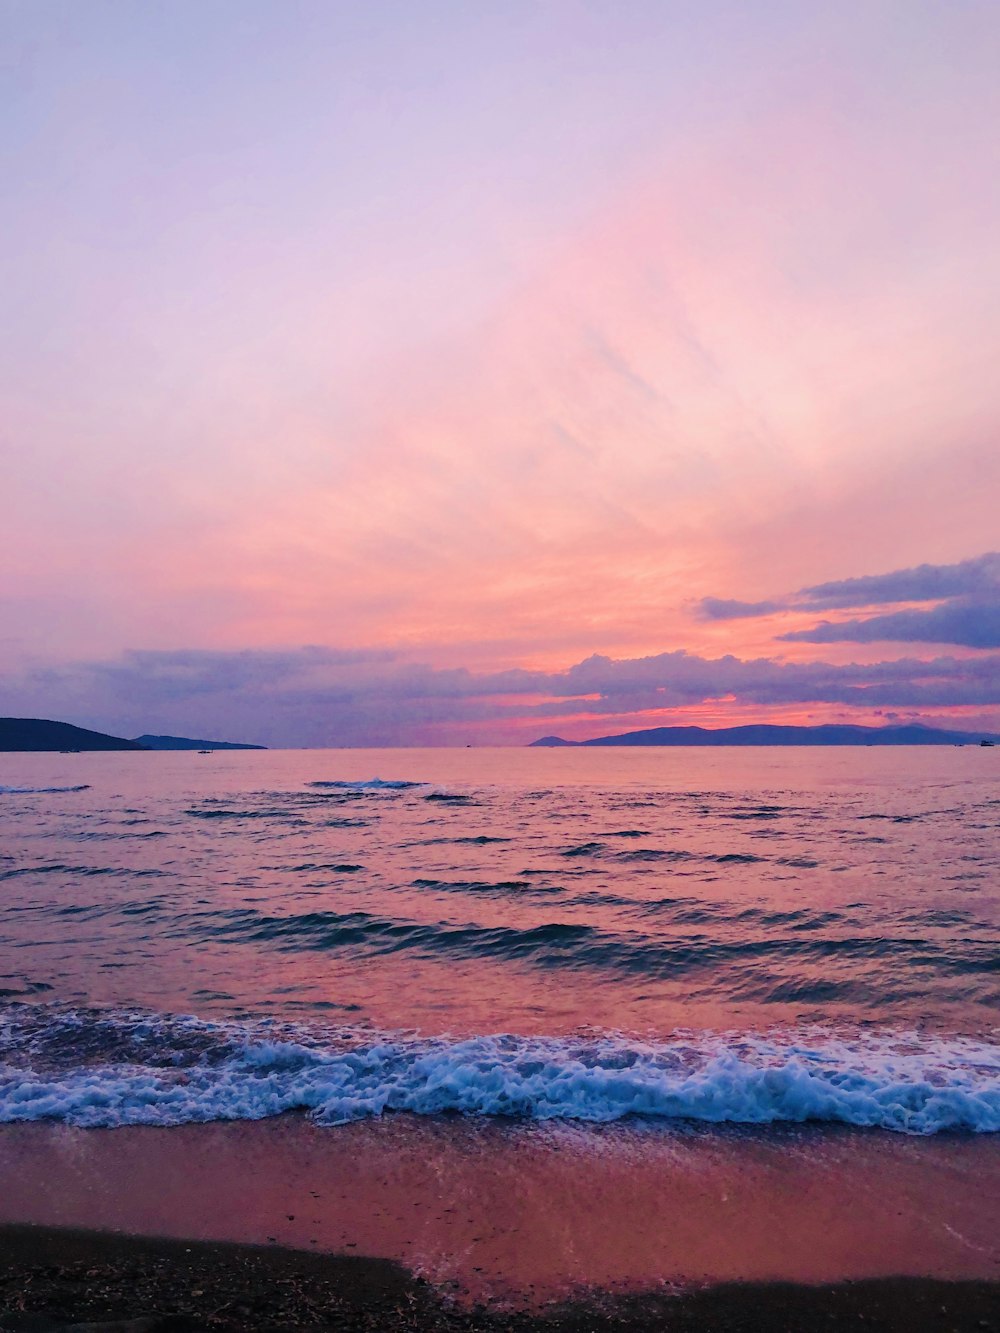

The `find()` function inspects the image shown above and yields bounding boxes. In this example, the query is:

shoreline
[1,1224,999,1331]
[0,1114,998,1328]
[3,1116,999,1299]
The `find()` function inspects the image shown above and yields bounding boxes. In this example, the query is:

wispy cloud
[797,553,1000,611]
[698,553,1000,648]
[780,599,1000,649]
[699,597,785,621]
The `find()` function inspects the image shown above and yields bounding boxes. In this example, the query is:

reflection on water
[0,747,996,1037]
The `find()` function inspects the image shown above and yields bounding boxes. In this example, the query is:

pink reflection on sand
[1,1117,998,1304]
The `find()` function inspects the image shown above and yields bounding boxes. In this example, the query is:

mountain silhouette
[530,723,1000,747]
[0,718,147,751]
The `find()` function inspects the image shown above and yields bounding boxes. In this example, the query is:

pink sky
[3,2,999,743]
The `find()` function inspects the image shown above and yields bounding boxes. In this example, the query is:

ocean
[1,746,997,1136]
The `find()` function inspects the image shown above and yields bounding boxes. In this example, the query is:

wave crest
[1,1008,997,1135]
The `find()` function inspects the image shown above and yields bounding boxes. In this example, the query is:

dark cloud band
[698,552,1000,647]
[5,643,999,746]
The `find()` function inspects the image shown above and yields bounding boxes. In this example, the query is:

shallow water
[0,747,998,1133]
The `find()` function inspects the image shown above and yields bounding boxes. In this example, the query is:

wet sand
[1,1114,999,1309]
[1,1224,999,1331]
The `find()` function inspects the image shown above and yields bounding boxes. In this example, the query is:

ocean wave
[0,1007,997,1134]
[306,779,423,790]
[180,904,1000,989]
[412,877,559,899]
[0,784,90,794]
[0,864,167,882]
[285,862,364,874]
[185,806,309,822]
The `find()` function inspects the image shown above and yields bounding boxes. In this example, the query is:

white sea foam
[0,784,90,794]
[306,779,423,790]
[1,1020,998,1134]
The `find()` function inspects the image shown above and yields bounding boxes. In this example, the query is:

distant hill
[135,734,266,750]
[0,718,147,752]
[530,723,1000,747]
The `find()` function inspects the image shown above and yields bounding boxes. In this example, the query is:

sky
[2,0,1000,745]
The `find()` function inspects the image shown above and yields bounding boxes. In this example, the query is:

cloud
[699,597,785,620]
[797,553,1000,611]
[5,643,1000,746]
[780,598,1000,649]
[543,650,1000,712]
[697,552,1000,648]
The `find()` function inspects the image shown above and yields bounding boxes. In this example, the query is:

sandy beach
[1,1114,998,1328]
[1,1224,999,1331]
[3,1116,1000,1298]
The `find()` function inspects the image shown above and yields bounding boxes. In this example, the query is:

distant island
[0,718,147,752]
[0,719,265,752]
[531,723,1000,747]
[135,734,266,750]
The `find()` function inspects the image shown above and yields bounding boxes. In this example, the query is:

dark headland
[0,719,265,752]
[0,717,147,752]
[135,733,267,750]
[531,722,1000,747]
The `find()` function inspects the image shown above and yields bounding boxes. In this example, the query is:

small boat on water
[981,739,995,747]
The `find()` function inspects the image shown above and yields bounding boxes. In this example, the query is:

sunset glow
[3,1,999,743]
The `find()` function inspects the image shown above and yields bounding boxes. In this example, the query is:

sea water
[1,747,998,1136]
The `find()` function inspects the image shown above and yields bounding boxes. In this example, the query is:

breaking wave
[306,778,423,791]
[0,1006,997,1135]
